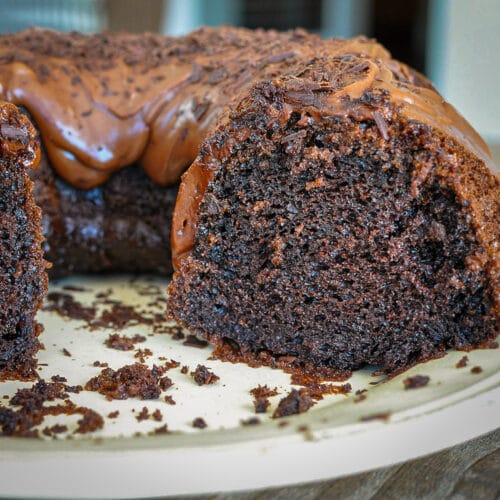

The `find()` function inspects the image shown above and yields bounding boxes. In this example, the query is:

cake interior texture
[0,103,47,378]
[167,78,499,372]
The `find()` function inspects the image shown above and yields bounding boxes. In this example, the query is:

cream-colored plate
[0,275,498,499]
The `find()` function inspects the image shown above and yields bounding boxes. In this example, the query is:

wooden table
[184,429,499,499]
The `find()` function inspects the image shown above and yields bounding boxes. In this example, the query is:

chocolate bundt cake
[0,102,47,378]
[0,27,497,376]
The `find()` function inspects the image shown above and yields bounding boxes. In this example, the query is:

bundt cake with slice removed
[0,27,497,377]
[167,55,499,373]
[0,102,47,379]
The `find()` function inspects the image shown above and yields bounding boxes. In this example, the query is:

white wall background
[427,0,500,143]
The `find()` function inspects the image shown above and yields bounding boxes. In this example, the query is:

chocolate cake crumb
[456,356,469,368]
[253,397,270,414]
[250,385,278,413]
[93,360,108,368]
[182,334,208,349]
[107,410,119,419]
[62,348,72,357]
[354,389,368,403]
[250,384,278,399]
[152,409,163,422]
[51,374,67,383]
[190,364,219,386]
[136,407,150,422]
[84,363,168,400]
[152,424,168,434]
[0,379,104,437]
[44,292,96,322]
[105,333,146,351]
[180,365,189,374]
[92,304,153,329]
[301,383,352,401]
[471,366,483,374]
[192,417,207,429]
[163,359,180,370]
[164,395,176,405]
[241,417,261,426]
[360,412,391,422]
[159,375,173,391]
[65,385,82,393]
[403,375,430,389]
[42,423,68,436]
[74,408,104,434]
[272,389,314,418]
[134,348,154,363]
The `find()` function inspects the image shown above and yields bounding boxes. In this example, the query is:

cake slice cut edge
[0,101,48,380]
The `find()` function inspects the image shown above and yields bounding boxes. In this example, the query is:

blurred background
[0,0,498,147]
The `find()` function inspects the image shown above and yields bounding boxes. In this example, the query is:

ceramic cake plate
[0,275,498,499]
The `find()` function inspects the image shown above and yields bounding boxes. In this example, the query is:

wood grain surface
[180,429,499,500]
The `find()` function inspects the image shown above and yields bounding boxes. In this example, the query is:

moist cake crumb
[403,375,430,389]
[250,385,279,399]
[253,397,270,414]
[272,389,314,418]
[471,366,483,374]
[250,385,279,414]
[241,417,261,426]
[44,292,95,322]
[456,356,469,368]
[74,408,104,434]
[163,359,180,370]
[134,348,153,362]
[0,379,104,437]
[190,364,219,386]
[192,417,207,429]
[354,389,368,403]
[152,409,163,421]
[136,407,150,422]
[84,363,170,400]
[151,424,168,434]
[105,333,146,351]
[42,424,68,436]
